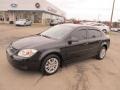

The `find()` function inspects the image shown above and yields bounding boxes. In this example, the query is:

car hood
[12,35,56,50]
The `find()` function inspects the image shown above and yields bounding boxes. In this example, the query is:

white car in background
[111,28,120,32]
[50,19,59,26]
[50,19,64,26]
[81,22,110,33]
[15,19,32,26]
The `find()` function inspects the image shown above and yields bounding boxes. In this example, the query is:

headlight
[18,49,38,58]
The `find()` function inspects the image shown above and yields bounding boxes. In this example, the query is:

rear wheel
[41,54,60,75]
[24,23,26,26]
[29,23,32,26]
[102,29,107,33]
[96,46,107,60]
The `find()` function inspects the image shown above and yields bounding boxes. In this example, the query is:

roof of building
[0,0,65,17]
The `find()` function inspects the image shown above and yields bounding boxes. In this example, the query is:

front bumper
[6,48,40,70]
[16,24,25,26]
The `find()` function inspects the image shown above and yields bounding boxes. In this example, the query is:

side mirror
[68,37,79,44]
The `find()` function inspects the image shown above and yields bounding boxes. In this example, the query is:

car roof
[61,24,106,36]
[61,24,100,30]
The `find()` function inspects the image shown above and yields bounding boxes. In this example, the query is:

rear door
[86,29,102,56]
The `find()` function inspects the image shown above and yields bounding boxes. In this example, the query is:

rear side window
[87,29,102,39]
[71,29,87,40]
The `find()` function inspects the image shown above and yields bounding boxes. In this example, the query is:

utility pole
[110,0,116,29]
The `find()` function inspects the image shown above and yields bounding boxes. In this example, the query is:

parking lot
[0,24,120,90]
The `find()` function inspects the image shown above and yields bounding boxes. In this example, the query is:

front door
[65,28,89,62]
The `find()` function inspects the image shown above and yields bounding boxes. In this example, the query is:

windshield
[40,25,74,39]
[19,19,26,21]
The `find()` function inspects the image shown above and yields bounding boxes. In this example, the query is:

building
[0,0,65,25]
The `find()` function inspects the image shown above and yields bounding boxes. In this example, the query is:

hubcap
[100,48,106,58]
[45,58,59,74]
[103,30,107,33]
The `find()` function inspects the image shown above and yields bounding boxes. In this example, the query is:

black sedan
[6,24,110,75]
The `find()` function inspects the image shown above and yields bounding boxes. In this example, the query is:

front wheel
[96,47,107,60]
[41,54,60,75]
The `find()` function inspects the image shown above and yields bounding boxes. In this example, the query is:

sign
[48,7,57,13]
[35,3,40,8]
[11,3,18,8]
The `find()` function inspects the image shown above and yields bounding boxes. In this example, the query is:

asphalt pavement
[0,24,120,90]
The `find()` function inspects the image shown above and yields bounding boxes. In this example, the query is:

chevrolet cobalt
[6,24,110,75]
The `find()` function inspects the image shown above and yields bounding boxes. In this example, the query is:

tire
[28,23,32,26]
[50,24,54,26]
[41,54,60,75]
[102,29,107,33]
[96,46,107,60]
[24,23,26,26]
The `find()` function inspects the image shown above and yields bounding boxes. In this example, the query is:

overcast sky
[47,0,120,21]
